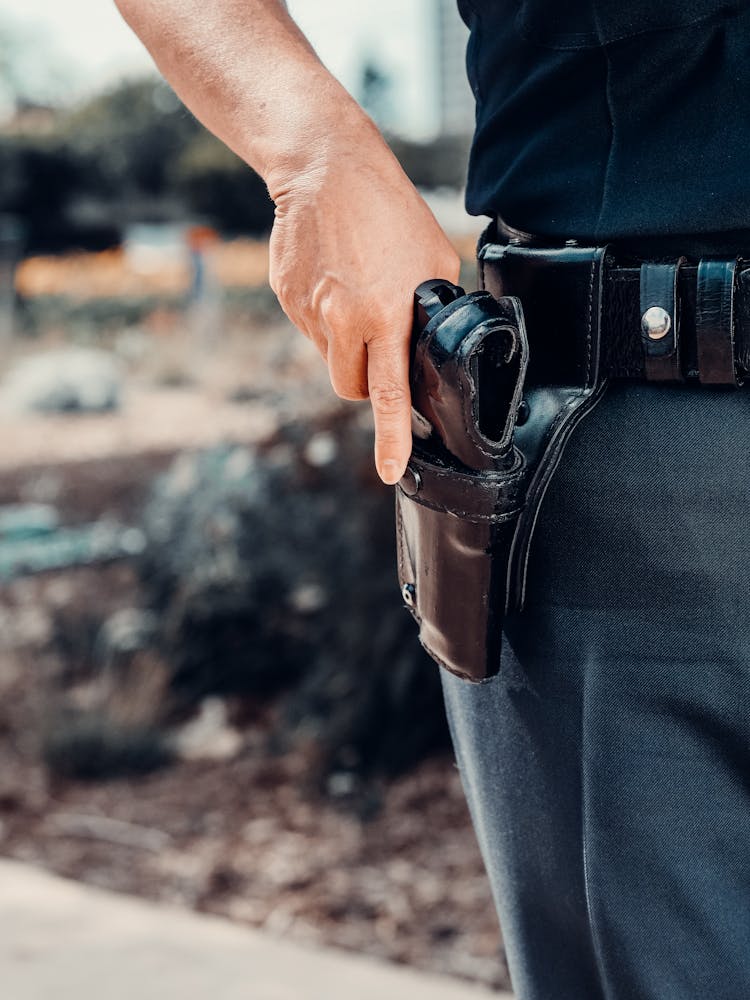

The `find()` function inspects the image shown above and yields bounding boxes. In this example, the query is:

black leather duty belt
[478,234,750,389]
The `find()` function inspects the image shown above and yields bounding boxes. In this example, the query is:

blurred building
[1,100,58,136]
[434,0,475,136]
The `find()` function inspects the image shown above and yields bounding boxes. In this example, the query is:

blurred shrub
[59,78,198,200]
[0,77,473,256]
[136,409,451,782]
[0,78,274,252]
[171,132,275,236]
[0,135,120,253]
[43,714,172,781]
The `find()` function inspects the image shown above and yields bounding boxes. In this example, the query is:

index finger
[366,325,413,485]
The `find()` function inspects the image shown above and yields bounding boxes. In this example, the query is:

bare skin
[114,0,461,484]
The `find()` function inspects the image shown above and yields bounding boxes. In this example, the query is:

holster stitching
[585,254,596,385]
[510,252,606,609]
[398,490,525,523]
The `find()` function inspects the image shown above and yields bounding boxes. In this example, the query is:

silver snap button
[399,465,421,497]
[641,306,672,340]
[401,582,416,607]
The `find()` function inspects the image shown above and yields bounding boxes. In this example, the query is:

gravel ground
[0,322,510,991]
[0,560,508,991]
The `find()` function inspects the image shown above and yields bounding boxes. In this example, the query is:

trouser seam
[581,697,615,1000]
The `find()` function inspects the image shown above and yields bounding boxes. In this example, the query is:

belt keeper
[640,257,687,382]
[695,257,741,386]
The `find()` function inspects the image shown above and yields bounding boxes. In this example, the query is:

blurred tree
[0,77,274,250]
[0,17,71,117]
[59,79,200,200]
[0,136,107,254]
[0,70,469,254]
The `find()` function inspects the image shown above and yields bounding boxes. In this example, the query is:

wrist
[259,85,389,201]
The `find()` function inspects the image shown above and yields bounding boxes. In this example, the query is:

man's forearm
[114,0,373,193]
[114,0,461,486]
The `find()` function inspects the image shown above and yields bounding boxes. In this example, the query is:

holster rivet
[641,305,671,340]
[401,582,416,607]
[516,399,530,425]
[400,465,421,497]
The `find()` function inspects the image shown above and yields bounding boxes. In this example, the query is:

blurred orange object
[186,225,220,252]
[15,240,271,301]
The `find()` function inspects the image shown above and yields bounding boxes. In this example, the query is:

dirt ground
[0,318,510,992]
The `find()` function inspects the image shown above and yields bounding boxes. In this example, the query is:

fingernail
[380,459,401,484]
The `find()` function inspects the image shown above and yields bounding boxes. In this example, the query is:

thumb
[366,327,413,485]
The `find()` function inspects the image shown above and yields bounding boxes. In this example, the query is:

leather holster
[395,237,612,683]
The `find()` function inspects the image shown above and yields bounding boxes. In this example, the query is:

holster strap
[400,447,526,522]
[695,258,740,385]
[640,258,686,382]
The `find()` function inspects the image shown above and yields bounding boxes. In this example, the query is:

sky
[0,0,151,96]
[0,0,442,136]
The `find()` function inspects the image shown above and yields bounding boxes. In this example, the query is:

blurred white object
[123,222,189,274]
[419,187,485,238]
[303,431,337,467]
[0,347,122,414]
[170,697,243,762]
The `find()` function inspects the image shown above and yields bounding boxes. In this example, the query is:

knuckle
[330,378,364,402]
[269,271,288,303]
[375,433,402,453]
[369,380,408,413]
[272,281,312,330]
[361,305,400,343]
[268,259,300,309]
[320,296,348,329]
[328,364,367,401]
[321,295,363,336]
[337,387,368,402]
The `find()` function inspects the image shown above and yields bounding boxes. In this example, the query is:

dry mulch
[0,561,508,989]
[0,329,510,989]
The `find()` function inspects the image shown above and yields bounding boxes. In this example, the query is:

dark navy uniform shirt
[457,1,750,245]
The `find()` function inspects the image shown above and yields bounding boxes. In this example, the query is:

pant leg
[440,377,750,1000]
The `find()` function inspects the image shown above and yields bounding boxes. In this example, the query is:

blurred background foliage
[0,76,471,255]
[0,2,507,988]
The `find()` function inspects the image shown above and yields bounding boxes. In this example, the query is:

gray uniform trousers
[439,234,750,1000]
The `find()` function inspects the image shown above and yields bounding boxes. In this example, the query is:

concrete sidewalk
[0,860,511,1000]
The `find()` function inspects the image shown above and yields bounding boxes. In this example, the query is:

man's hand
[268,111,460,485]
[113,0,460,483]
